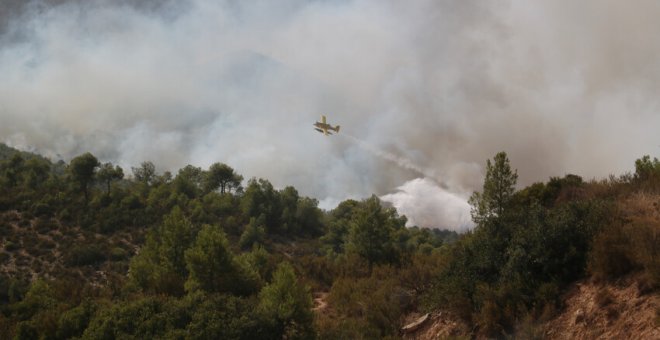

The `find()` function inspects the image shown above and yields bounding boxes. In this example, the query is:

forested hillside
[0,144,657,339]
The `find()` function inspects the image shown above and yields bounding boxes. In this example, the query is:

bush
[257,262,315,340]
[84,294,265,340]
[38,239,56,250]
[186,293,265,339]
[83,297,169,339]
[31,203,53,217]
[298,255,336,290]
[22,234,39,252]
[328,272,405,338]
[534,282,561,316]
[15,254,30,267]
[4,241,18,252]
[121,195,143,210]
[239,217,266,250]
[34,218,57,234]
[590,225,634,281]
[57,301,96,339]
[57,208,72,222]
[65,244,106,267]
[18,219,30,228]
[0,252,9,264]
[14,321,38,340]
[0,221,11,234]
[317,317,381,340]
[589,193,660,286]
[109,247,128,261]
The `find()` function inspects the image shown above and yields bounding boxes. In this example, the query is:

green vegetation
[423,152,660,337]
[0,143,657,339]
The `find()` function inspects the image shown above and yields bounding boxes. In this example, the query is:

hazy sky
[1,0,659,230]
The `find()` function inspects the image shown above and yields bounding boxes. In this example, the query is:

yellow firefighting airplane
[313,115,340,136]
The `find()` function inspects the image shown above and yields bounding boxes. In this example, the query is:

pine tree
[469,151,518,224]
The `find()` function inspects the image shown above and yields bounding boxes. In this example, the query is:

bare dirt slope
[403,274,658,340]
[543,274,659,340]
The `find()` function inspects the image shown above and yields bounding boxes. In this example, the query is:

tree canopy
[206,162,243,194]
[468,151,518,224]
[68,153,100,202]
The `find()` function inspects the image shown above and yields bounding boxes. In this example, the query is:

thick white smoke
[1,0,659,230]
[381,178,473,231]
[342,133,473,231]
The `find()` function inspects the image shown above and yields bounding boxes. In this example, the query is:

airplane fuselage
[313,115,340,136]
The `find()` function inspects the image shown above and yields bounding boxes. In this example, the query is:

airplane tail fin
[335,125,340,133]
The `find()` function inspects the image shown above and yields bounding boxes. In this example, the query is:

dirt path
[313,292,329,312]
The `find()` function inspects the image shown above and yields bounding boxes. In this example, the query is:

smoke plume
[1,0,659,231]
[342,133,443,186]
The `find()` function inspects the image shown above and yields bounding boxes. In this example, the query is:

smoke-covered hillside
[2,0,660,230]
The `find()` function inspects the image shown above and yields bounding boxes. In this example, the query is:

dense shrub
[328,266,409,338]
[589,193,660,288]
[4,241,18,252]
[109,247,128,261]
[65,244,106,267]
[0,252,9,264]
[56,300,97,339]
[31,203,53,217]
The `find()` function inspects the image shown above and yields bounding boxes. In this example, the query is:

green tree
[13,322,38,340]
[185,225,259,295]
[129,207,196,295]
[239,216,267,250]
[205,162,243,194]
[174,165,204,198]
[186,292,264,339]
[56,300,96,339]
[321,199,360,255]
[83,296,179,339]
[241,178,282,232]
[347,196,405,268]
[11,279,58,321]
[23,158,51,189]
[132,161,156,185]
[634,155,660,182]
[2,154,24,187]
[97,162,124,196]
[469,151,518,224]
[279,186,300,234]
[68,153,100,203]
[258,262,314,340]
[160,208,196,277]
[295,197,323,236]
